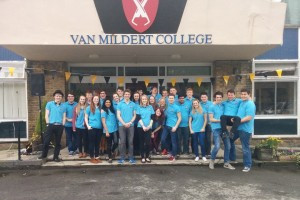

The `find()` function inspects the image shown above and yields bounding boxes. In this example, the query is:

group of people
[38,86,255,172]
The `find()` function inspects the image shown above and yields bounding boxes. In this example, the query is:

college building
[0,0,299,148]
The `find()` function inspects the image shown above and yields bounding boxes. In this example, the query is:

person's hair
[178,93,185,98]
[186,88,193,92]
[158,98,167,110]
[200,92,208,97]
[76,95,86,116]
[100,90,106,94]
[149,96,157,109]
[124,89,131,95]
[162,89,168,93]
[90,96,100,114]
[140,95,149,106]
[94,90,100,97]
[53,90,64,97]
[214,91,223,98]
[101,98,115,114]
[154,107,165,125]
[241,88,250,94]
[169,87,176,92]
[117,87,124,91]
[67,91,75,96]
[168,94,175,98]
[192,99,203,114]
[152,86,158,90]
[227,89,235,94]
[85,90,92,95]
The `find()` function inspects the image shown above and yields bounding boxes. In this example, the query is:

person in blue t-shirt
[39,90,66,162]
[208,91,235,170]
[220,89,242,138]
[72,95,88,158]
[230,88,256,173]
[178,93,191,155]
[132,92,141,156]
[101,98,118,164]
[117,89,137,164]
[148,86,162,103]
[189,99,207,162]
[99,90,106,105]
[163,94,181,162]
[64,92,78,155]
[85,95,102,164]
[117,87,124,102]
[136,95,155,163]
[200,92,213,156]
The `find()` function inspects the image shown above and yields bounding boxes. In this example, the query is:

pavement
[0,145,298,169]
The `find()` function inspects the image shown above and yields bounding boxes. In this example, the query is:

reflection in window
[254,119,297,135]
[255,82,297,115]
[167,66,211,76]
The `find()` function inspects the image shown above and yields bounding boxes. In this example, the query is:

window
[70,83,117,98]
[254,119,297,135]
[283,0,300,26]
[255,82,297,115]
[167,66,211,76]
[125,67,158,76]
[70,67,116,76]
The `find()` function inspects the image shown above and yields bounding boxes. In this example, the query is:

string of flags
[10,67,288,87]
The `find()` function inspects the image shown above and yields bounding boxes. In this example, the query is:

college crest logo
[122,0,159,33]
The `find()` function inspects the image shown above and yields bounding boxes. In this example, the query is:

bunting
[117,77,125,86]
[144,78,150,87]
[90,75,97,84]
[249,73,255,82]
[196,77,203,87]
[223,76,230,86]
[65,72,71,81]
[171,78,176,87]
[276,69,282,78]
[8,67,15,76]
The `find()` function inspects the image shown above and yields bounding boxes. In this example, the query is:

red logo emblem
[122,0,159,33]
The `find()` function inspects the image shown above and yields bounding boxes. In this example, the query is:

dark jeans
[41,124,64,159]
[177,127,189,154]
[106,132,118,159]
[192,132,206,157]
[220,115,241,134]
[151,129,161,152]
[133,125,140,155]
[165,126,178,157]
[88,128,102,158]
[77,128,88,153]
[161,126,171,151]
[65,127,78,152]
[138,128,151,158]
[204,124,212,155]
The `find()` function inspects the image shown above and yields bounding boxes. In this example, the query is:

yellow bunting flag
[171,78,176,87]
[223,76,230,86]
[276,69,282,78]
[90,75,97,85]
[65,72,71,81]
[249,73,255,82]
[196,77,203,87]
[117,77,125,86]
[144,78,150,87]
[9,67,15,76]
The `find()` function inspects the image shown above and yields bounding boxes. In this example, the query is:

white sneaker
[224,163,235,170]
[242,167,251,172]
[202,157,207,162]
[195,157,199,162]
[209,160,214,169]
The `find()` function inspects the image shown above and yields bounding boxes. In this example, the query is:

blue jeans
[165,126,178,157]
[177,127,189,154]
[229,132,240,161]
[65,127,78,152]
[192,132,206,157]
[211,128,230,163]
[161,126,171,151]
[230,130,252,168]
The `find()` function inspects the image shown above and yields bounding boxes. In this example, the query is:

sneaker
[118,159,125,164]
[53,157,62,162]
[161,149,168,155]
[195,157,199,162]
[209,160,214,169]
[168,156,175,162]
[89,158,98,164]
[141,158,146,163]
[69,151,74,156]
[202,157,207,162]
[78,153,83,158]
[146,158,151,163]
[129,159,136,164]
[242,167,251,172]
[224,163,235,170]
[108,159,113,163]
[95,158,102,163]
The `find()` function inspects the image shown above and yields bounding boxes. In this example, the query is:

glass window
[283,0,300,26]
[70,83,117,99]
[167,82,211,100]
[159,67,165,76]
[70,67,116,76]
[255,82,297,115]
[125,67,158,76]
[254,119,297,135]
[118,67,124,76]
[0,121,27,138]
[167,66,211,76]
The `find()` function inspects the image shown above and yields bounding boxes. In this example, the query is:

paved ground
[0,165,299,200]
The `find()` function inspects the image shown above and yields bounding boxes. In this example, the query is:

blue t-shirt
[184,97,195,109]
[237,100,256,133]
[189,110,206,133]
[166,95,179,105]
[134,101,140,125]
[85,106,102,129]
[117,100,136,127]
[222,98,242,116]
[136,105,155,128]
[64,101,78,127]
[208,103,224,130]
[148,94,162,103]
[46,101,66,124]
[200,100,213,123]
[165,103,181,127]
[178,102,191,127]
[75,108,86,129]
[101,109,117,134]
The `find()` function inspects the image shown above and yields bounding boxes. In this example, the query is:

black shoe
[37,155,46,160]
[53,157,62,162]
